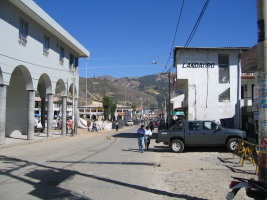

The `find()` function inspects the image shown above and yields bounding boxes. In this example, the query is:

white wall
[0,0,89,136]
[175,48,241,127]
[0,0,80,94]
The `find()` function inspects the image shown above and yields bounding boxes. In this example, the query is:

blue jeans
[91,127,98,132]
[138,137,144,152]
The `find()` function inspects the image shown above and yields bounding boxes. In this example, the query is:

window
[189,122,199,131]
[203,121,217,130]
[219,88,230,102]
[60,46,64,64]
[19,18,28,45]
[43,35,50,54]
[69,54,74,67]
[69,54,79,68]
[218,54,229,83]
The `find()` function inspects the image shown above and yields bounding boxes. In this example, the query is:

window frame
[59,46,64,64]
[43,35,50,54]
[19,18,28,45]
[219,88,230,102]
[218,54,230,84]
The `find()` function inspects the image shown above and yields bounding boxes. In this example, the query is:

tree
[103,95,112,120]
[110,102,117,121]
[131,104,136,112]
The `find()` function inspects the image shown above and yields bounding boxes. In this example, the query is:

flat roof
[174,46,250,51]
[10,0,90,57]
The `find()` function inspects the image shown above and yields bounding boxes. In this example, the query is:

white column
[0,84,7,145]
[47,94,53,137]
[74,98,78,134]
[41,98,46,131]
[27,90,35,140]
[61,96,67,135]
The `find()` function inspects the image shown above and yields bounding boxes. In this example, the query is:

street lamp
[152,61,172,128]
[85,57,89,118]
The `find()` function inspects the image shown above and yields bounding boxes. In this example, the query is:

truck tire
[227,138,238,152]
[170,139,184,153]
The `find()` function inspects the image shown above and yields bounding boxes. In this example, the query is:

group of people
[87,120,98,132]
[137,125,153,153]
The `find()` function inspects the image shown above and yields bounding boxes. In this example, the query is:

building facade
[79,103,133,121]
[240,45,258,137]
[0,0,89,144]
[173,47,249,129]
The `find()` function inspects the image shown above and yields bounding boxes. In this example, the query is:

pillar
[61,96,67,135]
[257,0,267,181]
[47,94,53,137]
[41,97,46,131]
[0,84,7,145]
[27,90,35,140]
[74,98,78,134]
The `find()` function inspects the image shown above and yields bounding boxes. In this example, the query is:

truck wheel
[170,139,184,153]
[227,138,238,152]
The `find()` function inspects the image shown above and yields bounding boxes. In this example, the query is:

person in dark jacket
[137,125,145,153]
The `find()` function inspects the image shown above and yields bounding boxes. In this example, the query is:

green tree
[110,102,117,121]
[103,95,112,120]
[131,104,136,112]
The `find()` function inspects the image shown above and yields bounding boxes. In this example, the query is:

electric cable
[174,0,210,66]
[164,0,185,69]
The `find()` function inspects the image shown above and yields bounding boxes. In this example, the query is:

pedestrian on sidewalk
[87,120,91,131]
[144,126,152,151]
[36,120,42,136]
[137,125,145,153]
[115,121,119,131]
[91,121,98,132]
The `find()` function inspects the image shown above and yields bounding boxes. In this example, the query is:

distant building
[173,46,249,129]
[240,45,258,137]
[78,103,132,120]
[0,0,89,144]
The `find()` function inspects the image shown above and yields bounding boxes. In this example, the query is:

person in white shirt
[144,126,152,151]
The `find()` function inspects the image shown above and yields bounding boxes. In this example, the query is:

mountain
[79,73,182,110]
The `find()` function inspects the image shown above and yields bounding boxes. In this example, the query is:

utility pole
[257,0,267,182]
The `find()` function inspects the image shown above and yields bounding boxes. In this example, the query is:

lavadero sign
[182,62,215,68]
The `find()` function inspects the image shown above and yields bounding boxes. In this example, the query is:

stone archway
[6,65,33,137]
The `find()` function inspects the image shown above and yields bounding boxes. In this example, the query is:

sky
[33,0,257,78]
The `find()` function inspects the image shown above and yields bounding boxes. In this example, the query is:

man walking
[137,125,145,153]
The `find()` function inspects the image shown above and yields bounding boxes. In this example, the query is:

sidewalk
[0,128,113,149]
[0,125,134,149]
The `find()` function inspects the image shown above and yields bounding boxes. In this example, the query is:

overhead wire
[174,0,210,67]
[163,0,185,73]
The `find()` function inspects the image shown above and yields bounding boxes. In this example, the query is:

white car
[126,120,133,126]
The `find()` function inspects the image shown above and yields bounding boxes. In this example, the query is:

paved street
[0,126,164,200]
[0,126,259,200]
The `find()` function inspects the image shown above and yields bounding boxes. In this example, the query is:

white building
[173,47,249,129]
[79,103,133,121]
[0,0,89,144]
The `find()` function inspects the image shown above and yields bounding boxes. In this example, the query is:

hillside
[79,73,182,110]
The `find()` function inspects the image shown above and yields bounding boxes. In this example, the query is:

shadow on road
[154,145,229,153]
[217,157,257,175]
[0,155,208,200]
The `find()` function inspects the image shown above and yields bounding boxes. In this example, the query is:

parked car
[156,120,247,153]
[126,120,133,126]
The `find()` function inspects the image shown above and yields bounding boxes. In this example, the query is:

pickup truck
[156,120,246,153]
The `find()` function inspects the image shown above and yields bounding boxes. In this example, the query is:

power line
[165,0,185,69]
[175,0,210,66]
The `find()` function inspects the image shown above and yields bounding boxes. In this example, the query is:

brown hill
[79,73,182,110]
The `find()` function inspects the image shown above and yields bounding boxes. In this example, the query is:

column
[74,98,78,134]
[61,96,67,135]
[0,84,7,145]
[41,97,46,131]
[47,94,53,137]
[27,90,35,140]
